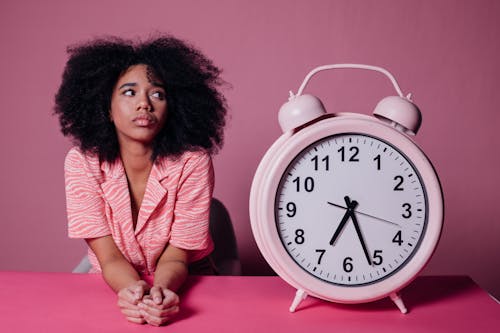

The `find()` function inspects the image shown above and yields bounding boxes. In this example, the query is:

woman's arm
[137,244,188,326]
[86,236,143,292]
[86,236,149,324]
[153,244,189,291]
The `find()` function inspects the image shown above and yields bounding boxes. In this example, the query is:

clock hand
[329,208,351,246]
[329,197,372,265]
[355,210,401,227]
[350,209,373,266]
[327,201,400,227]
[329,196,357,246]
[327,201,346,210]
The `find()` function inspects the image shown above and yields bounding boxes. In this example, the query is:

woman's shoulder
[64,147,103,178]
[159,150,211,166]
[179,150,211,164]
[65,146,99,165]
[155,150,212,177]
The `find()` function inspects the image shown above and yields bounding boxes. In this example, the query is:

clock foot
[289,289,308,312]
[390,292,408,314]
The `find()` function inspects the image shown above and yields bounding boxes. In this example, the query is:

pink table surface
[0,272,498,332]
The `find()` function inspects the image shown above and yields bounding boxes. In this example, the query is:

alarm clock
[249,64,443,314]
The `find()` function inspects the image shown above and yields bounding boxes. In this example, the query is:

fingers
[118,280,150,305]
[149,286,164,305]
[126,316,146,325]
[121,308,146,324]
[118,287,140,304]
[117,298,146,325]
[161,288,180,307]
[116,280,151,325]
[118,283,180,326]
[138,288,180,326]
[130,280,149,301]
[140,298,180,316]
[147,286,179,307]
[117,297,140,311]
[139,303,179,326]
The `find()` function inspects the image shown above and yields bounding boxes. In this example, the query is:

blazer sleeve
[64,148,111,239]
[169,152,214,254]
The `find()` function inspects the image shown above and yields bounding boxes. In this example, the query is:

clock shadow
[297,276,477,313]
[402,275,478,309]
[299,297,396,313]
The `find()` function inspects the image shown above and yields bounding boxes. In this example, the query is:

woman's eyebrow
[118,82,136,90]
[118,82,165,89]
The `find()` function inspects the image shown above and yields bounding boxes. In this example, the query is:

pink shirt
[64,147,214,275]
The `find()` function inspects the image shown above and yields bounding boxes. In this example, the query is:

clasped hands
[117,280,180,326]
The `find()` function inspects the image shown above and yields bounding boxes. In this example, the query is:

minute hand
[350,211,373,266]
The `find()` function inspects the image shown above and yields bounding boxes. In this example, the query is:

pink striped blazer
[64,147,214,275]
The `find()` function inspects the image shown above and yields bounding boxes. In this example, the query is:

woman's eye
[123,89,135,96]
[151,91,165,100]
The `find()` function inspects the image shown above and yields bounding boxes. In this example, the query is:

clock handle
[293,64,405,98]
[282,64,422,135]
[289,289,308,312]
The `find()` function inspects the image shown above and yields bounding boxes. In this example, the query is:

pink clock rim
[250,114,444,303]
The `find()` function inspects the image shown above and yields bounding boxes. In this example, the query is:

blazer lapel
[100,159,137,236]
[134,160,169,235]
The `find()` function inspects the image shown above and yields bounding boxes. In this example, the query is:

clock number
[286,202,296,217]
[373,250,383,266]
[315,249,326,265]
[294,229,305,244]
[343,257,353,272]
[373,154,381,170]
[293,177,299,191]
[402,203,412,218]
[393,175,404,191]
[350,147,360,162]
[311,155,330,171]
[392,230,403,246]
[292,176,315,192]
[304,177,314,192]
[338,146,360,162]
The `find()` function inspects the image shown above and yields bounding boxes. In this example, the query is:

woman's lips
[133,114,156,127]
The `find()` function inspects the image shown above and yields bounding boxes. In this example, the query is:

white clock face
[275,133,428,286]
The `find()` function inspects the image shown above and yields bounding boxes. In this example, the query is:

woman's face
[110,64,168,147]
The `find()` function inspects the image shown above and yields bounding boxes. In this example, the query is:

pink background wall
[1,0,499,299]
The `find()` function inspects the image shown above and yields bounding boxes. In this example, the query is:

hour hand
[329,209,351,246]
[329,196,357,246]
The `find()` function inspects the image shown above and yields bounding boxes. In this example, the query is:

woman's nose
[137,94,152,111]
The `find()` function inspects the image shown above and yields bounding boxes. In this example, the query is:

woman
[55,35,227,326]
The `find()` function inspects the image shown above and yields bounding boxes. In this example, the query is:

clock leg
[390,292,408,314]
[289,289,308,312]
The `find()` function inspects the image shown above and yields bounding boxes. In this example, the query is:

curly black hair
[54,35,227,162]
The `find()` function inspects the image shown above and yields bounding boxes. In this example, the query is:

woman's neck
[119,143,154,229]
[119,142,154,177]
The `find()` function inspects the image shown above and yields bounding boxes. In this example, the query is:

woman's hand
[117,280,150,324]
[138,286,180,326]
